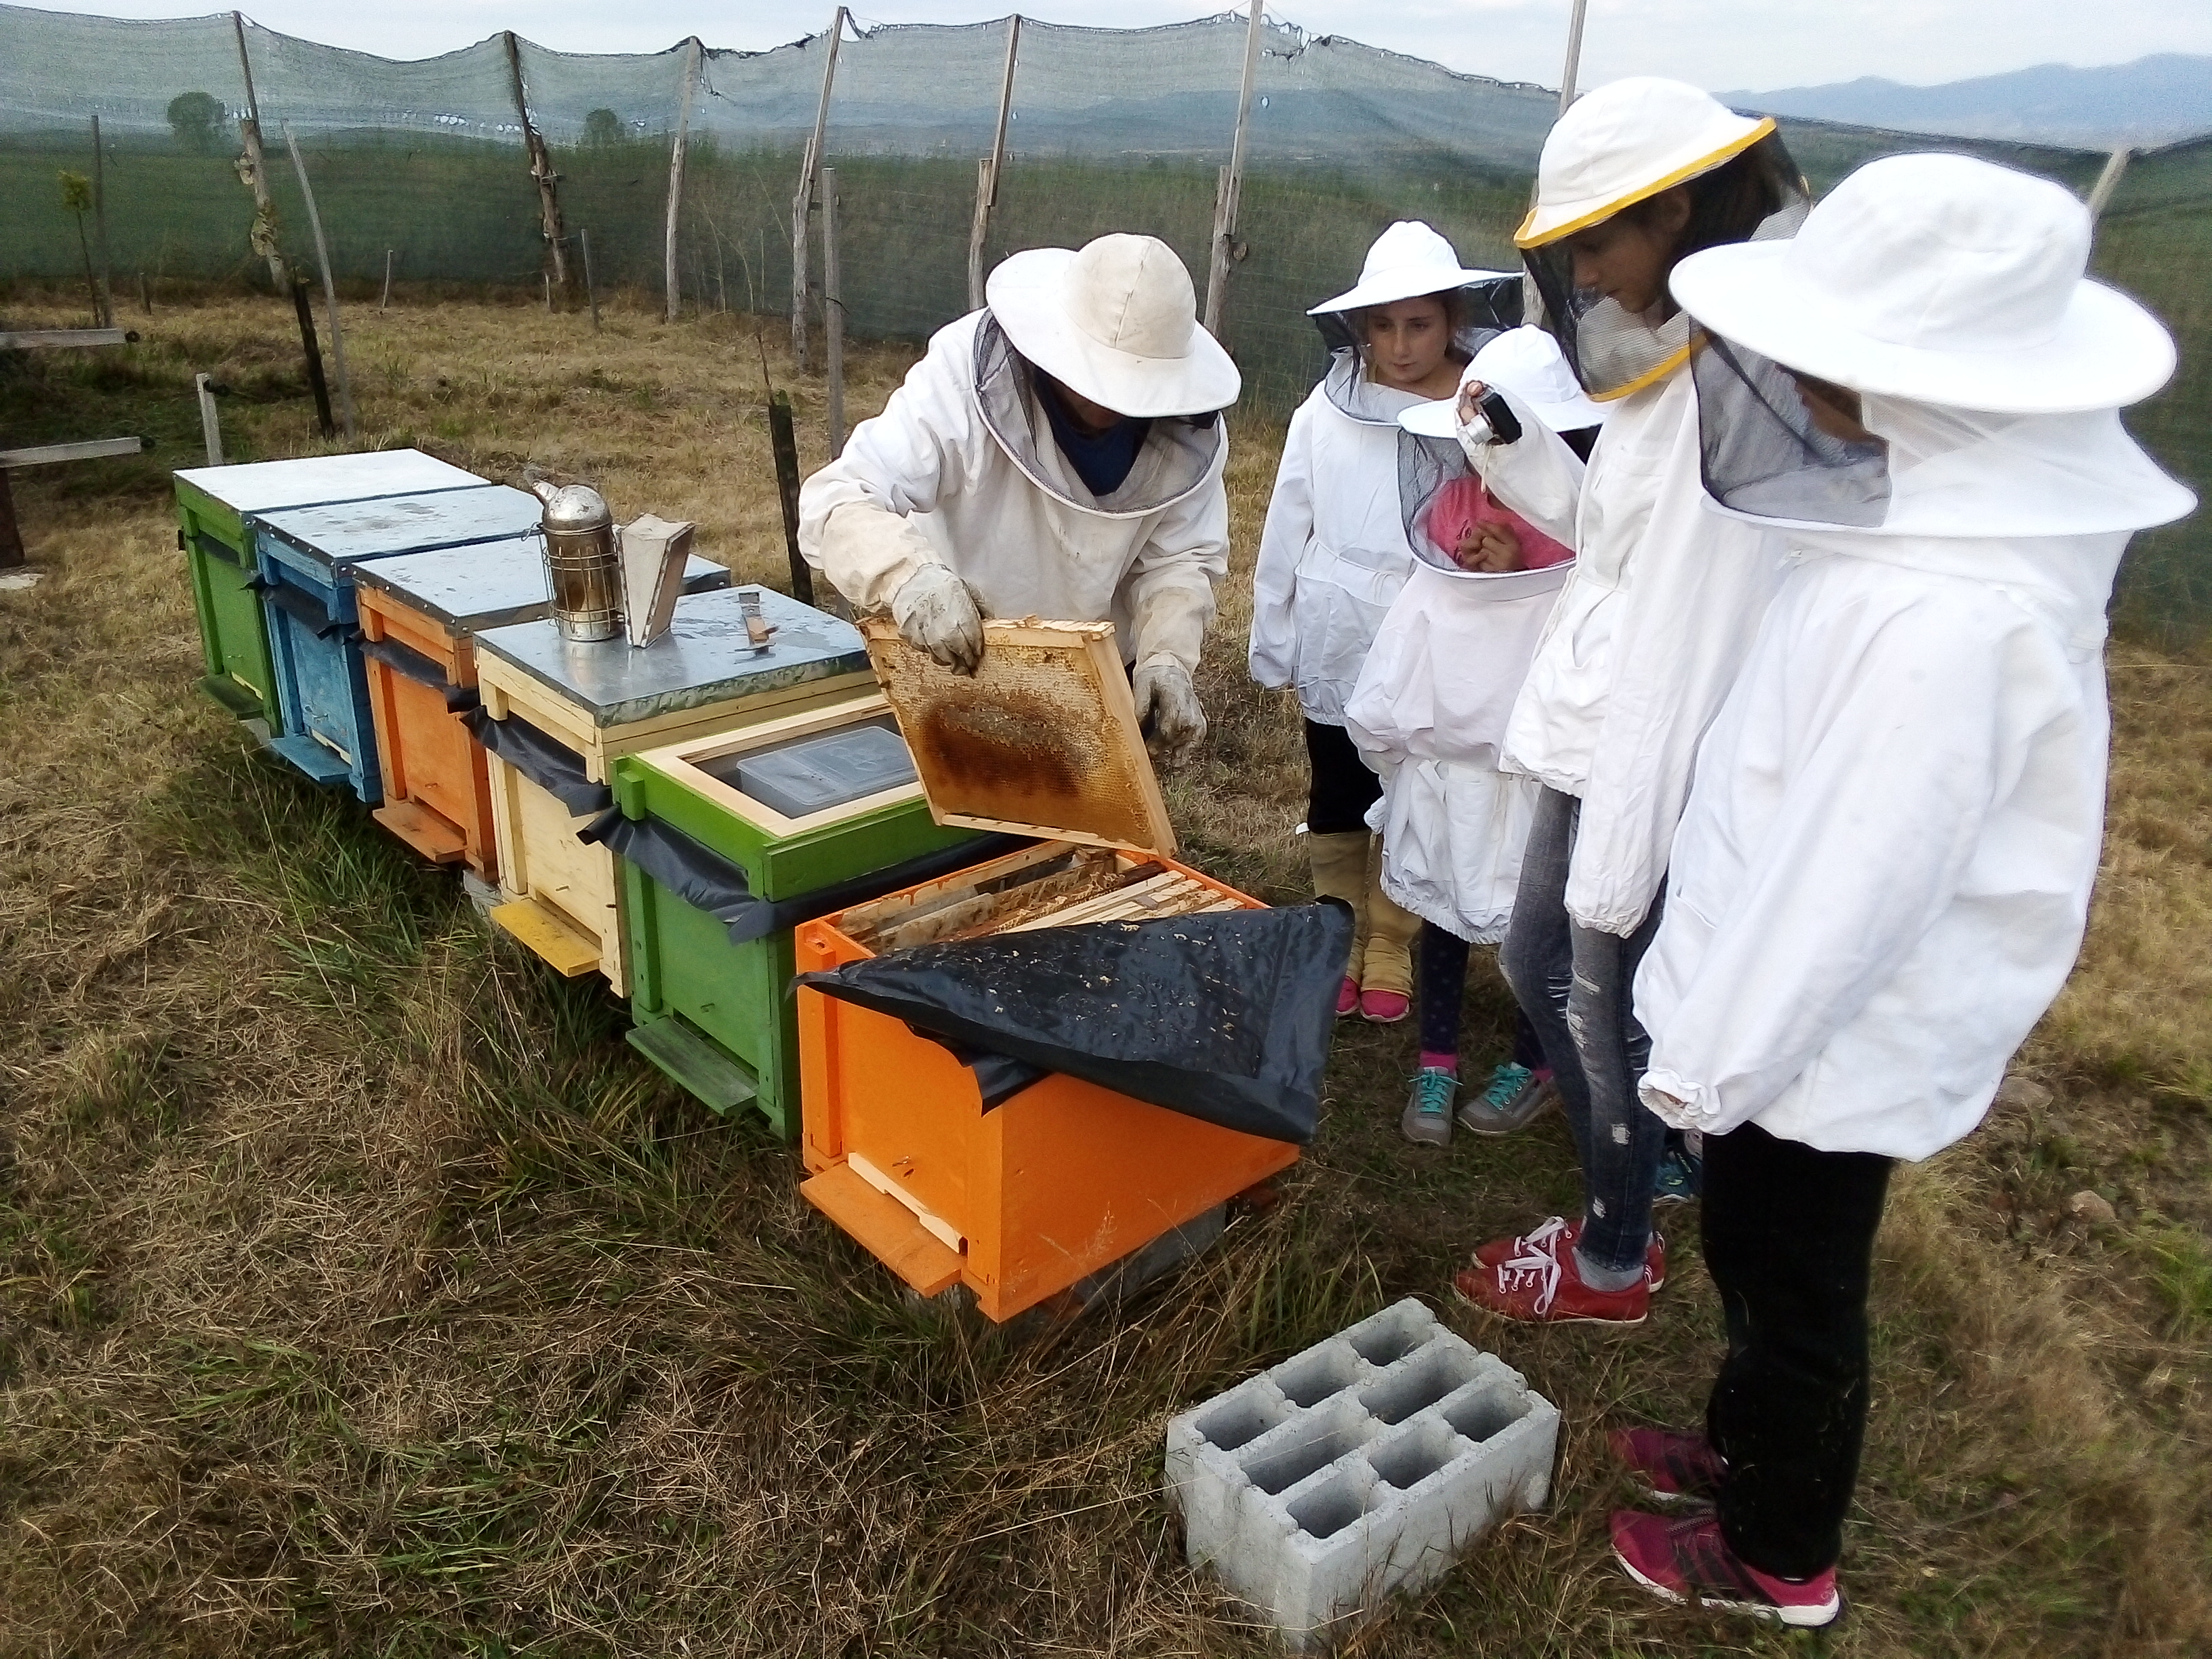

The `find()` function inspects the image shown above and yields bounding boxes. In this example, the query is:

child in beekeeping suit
[1344,326,1601,1147]
[799,234,1240,769]
[1602,152,2192,1628]
[1448,79,1810,1328]
[1248,222,1516,1023]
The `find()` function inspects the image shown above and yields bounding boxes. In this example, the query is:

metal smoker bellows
[531,480,622,642]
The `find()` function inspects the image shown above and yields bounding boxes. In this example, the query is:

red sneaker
[1359,987,1410,1023]
[1336,976,1359,1018]
[1610,1511,1842,1628]
[1471,1215,1667,1292]
[1453,1222,1649,1324]
[1607,1427,1727,1504]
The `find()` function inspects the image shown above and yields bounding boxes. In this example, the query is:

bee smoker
[531,479,623,642]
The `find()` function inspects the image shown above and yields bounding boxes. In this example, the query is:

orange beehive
[793,620,1301,1323]
[352,536,727,878]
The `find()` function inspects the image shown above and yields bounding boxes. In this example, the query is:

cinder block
[1166,1298,1558,1650]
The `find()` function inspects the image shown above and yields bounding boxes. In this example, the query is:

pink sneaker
[1359,987,1410,1023]
[1607,1426,1727,1504]
[1610,1511,1842,1628]
[1336,976,1359,1018]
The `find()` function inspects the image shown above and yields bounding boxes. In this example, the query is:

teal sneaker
[1457,1061,1553,1136]
[1401,1067,1457,1146]
[1654,1144,1704,1206]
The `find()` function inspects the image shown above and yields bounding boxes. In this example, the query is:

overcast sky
[30,0,2212,91]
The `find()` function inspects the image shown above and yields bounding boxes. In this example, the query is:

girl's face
[1364,296,1454,392]
[1560,185,1692,316]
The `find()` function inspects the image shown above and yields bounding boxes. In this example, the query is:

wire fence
[2,4,2205,641]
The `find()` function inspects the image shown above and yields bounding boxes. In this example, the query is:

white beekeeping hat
[1671,151,2175,412]
[1307,220,1513,314]
[985,233,1242,418]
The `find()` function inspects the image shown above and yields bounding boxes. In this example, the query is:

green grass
[1,284,2209,1655]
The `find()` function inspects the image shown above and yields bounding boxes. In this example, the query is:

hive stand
[252,485,545,799]
[613,696,982,1138]
[171,450,483,732]
[472,586,873,997]
[1165,1300,1559,1651]
[354,536,729,877]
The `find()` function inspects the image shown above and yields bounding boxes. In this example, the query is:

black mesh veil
[1690,331,1891,528]
[1525,132,1810,401]
[1399,430,1480,565]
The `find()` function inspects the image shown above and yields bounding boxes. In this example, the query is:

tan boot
[1361,839,1420,1023]
[1308,830,1370,1017]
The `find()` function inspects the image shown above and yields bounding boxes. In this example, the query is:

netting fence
[2,4,2205,641]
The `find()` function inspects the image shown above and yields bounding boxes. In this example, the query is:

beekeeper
[797,233,1240,765]
[1611,152,2192,1626]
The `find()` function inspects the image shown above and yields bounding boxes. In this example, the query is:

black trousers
[1704,1120,1895,1580]
[1416,923,1544,1069]
[1303,718,1382,836]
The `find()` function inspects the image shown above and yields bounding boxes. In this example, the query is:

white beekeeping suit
[1468,79,1811,939]
[1635,153,2195,1159]
[1343,327,1603,944]
[799,234,1240,764]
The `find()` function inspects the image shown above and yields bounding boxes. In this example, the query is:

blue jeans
[1498,786,1668,1277]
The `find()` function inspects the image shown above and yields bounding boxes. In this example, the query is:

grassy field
[2,281,2210,1658]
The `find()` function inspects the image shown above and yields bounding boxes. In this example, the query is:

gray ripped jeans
[1498,785,1668,1280]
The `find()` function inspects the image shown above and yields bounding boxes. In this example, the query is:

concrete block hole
[1366,1419,1461,1492]
[1274,1343,1362,1408]
[1443,1382,1530,1444]
[1361,1345,1481,1426]
[1242,1419,1368,1496]
[1195,1389,1286,1454]
[1288,1468,1376,1540]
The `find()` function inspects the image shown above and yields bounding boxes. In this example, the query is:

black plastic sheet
[263,579,348,638]
[361,634,478,712]
[460,708,611,815]
[796,903,1353,1145]
[581,807,1030,947]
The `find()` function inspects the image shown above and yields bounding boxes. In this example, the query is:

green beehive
[171,451,483,729]
[609,693,1002,1140]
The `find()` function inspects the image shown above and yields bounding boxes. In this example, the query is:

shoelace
[1494,1214,1572,1315]
[1476,1061,1533,1114]
[1412,1069,1455,1120]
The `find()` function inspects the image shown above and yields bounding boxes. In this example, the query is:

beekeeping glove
[891,562,986,675]
[1133,660,1206,769]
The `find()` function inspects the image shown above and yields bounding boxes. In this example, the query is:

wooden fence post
[767,390,813,607]
[282,124,355,440]
[966,14,1021,312]
[195,373,224,466]
[380,248,394,310]
[1557,0,1591,111]
[232,12,287,291]
[791,6,847,372]
[90,114,113,327]
[291,276,335,438]
[504,33,571,301]
[2086,147,2132,224]
[823,165,845,457]
[663,37,703,325]
[579,227,601,331]
[1202,0,1266,336]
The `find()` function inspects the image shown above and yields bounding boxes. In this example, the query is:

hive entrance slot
[1360,1347,1481,1426]
[1442,1385,1530,1444]
[1242,1421,1366,1496]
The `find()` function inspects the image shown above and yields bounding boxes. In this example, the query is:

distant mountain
[1725,54,2212,149]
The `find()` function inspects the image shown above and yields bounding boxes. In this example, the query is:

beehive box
[251,484,544,799]
[792,619,1297,1324]
[611,693,987,1138]
[471,586,874,996]
[353,535,729,876]
[172,449,483,730]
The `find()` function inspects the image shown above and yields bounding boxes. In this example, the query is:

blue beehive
[251,484,544,800]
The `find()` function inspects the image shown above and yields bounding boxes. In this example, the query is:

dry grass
[1,279,2209,1658]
